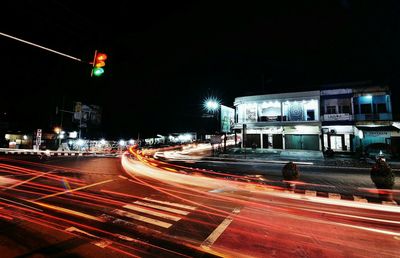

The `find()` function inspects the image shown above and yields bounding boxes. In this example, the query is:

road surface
[0,154,398,257]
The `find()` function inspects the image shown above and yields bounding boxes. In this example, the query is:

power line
[0,32,84,63]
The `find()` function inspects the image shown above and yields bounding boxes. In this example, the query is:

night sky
[2,1,400,139]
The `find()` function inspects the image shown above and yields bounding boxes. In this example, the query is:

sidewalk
[213,148,400,169]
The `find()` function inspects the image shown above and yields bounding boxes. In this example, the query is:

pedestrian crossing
[103,196,197,229]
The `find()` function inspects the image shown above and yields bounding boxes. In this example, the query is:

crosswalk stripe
[113,209,172,228]
[134,201,190,215]
[123,204,181,221]
[143,197,197,210]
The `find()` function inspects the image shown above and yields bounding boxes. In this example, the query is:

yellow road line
[33,201,105,222]
[4,172,49,190]
[33,179,114,201]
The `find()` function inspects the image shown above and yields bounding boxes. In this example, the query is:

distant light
[54,127,61,134]
[129,139,135,145]
[100,139,106,145]
[59,134,65,139]
[68,140,73,145]
[77,139,85,146]
[119,140,126,146]
[69,131,78,138]
[60,131,65,135]
[23,135,28,140]
[358,130,364,139]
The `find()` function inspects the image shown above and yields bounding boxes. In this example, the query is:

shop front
[321,125,354,152]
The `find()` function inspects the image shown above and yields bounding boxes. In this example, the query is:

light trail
[0,200,193,258]
[0,32,83,62]
[33,179,114,201]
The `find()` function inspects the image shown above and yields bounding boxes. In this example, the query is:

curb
[198,156,400,171]
[255,185,399,207]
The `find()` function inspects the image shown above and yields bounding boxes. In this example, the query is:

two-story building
[320,88,354,152]
[233,85,397,154]
[234,90,321,151]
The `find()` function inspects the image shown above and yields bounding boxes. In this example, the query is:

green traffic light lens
[93,67,104,76]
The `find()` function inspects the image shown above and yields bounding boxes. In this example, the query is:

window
[339,105,350,114]
[354,105,359,114]
[375,103,387,113]
[307,110,315,120]
[326,106,336,114]
[360,104,372,114]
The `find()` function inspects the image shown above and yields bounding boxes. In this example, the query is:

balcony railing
[354,113,392,121]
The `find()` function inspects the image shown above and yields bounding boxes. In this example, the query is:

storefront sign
[364,131,390,137]
[323,113,352,121]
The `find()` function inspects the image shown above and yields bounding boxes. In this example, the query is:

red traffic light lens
[96,53,107,61]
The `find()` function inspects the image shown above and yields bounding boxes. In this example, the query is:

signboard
[35,129,42,150]
[323,113,352,121]
[210,135,222,144]
[220,105,235,133]
[364,131,391,138]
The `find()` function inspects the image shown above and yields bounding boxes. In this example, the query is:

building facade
[234,85,398,154]
[234,90,321,151]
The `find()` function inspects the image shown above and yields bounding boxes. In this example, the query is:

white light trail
[0,32,83,62]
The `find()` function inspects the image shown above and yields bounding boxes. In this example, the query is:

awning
[356,125,400,132]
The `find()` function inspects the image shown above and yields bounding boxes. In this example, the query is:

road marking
[33,202,105,222]
[201,208,240,249]
[134,201,189,215]
[118,175,128,180]
[124,204,181,221]
[66,226,98,237]
[0,196,43,211]
[143,197,197,210]
[113,209,172,228]
[93,239,112,248]
[4,172,51,190]
[33,179,114,201]
[66,227,112,248]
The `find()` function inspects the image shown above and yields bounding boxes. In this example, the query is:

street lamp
[204,97,220,113]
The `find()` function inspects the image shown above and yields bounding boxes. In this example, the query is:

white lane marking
[201,208,241,249]
[134,201,190,215]
[66,226,98,238]
[116,234,135,242]
[93,239,112,248]
[143,197,197,210]
[113,209,172,228]
[66,227,112,248]
[123,204,181,221]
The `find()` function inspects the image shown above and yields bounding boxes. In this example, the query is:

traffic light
[91,50,107,77]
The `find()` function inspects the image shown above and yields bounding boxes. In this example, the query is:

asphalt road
[0,154,399,258]
[164,157,400,203]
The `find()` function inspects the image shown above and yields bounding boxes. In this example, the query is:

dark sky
[2,1,400,138]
